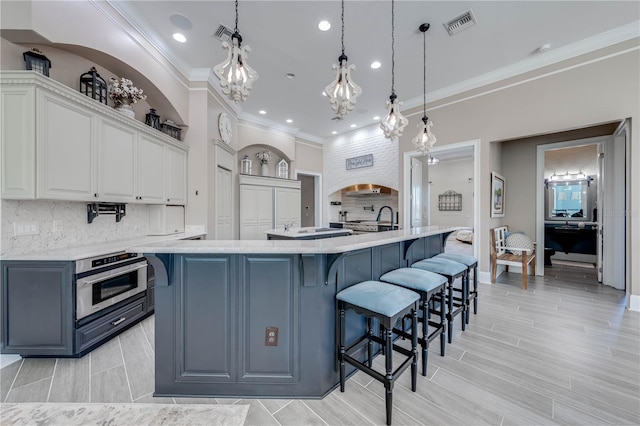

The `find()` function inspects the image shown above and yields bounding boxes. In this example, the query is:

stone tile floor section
[2,236,638,425]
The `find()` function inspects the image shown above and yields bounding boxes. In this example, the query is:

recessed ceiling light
[350,124,357,128]
[370,61,381,69]
[373,116,380,120]
[286,119,293,123]
[173,33,187,43]
[285,73,295,79]
[331,131,338,135]
[318,20,331,31]
[259,110,266,115]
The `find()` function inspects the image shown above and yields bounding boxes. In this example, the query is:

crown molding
[97,1,191,90]
[403,21,640,112]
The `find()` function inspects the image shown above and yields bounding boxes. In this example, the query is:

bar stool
[337,280,420,426]
[411,258,467,343]
[434,253,478,323]
[379,268,447,376]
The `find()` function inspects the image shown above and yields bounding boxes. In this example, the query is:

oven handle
[78,263,147,287]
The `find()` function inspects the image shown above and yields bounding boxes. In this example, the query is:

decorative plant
[109,77,147,104]
[256,150,271,165]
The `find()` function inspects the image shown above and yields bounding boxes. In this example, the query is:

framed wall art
[491,171,505,218]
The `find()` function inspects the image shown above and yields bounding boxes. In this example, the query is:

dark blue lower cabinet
[150,235,446,398]
[1,261,74,356]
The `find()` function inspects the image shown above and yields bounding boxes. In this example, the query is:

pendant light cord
[341,0,345,55]
[391,0,395,94]
[235,0,239,32]
[422,27,426,119]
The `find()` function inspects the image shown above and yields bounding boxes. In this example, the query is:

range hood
[343,184,393,196]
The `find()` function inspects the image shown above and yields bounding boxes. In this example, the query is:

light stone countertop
[1,231,206,261]
[129,226,459,255]
[265,227,353,238]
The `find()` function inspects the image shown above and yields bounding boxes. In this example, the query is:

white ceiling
[112,1,639,142]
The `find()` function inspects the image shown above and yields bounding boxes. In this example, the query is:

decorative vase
[261,163,269,176]
[115,99,135,119]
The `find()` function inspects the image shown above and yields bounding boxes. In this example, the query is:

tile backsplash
[1,200,150,257]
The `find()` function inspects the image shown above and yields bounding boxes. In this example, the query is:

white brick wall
[323,126,399,224]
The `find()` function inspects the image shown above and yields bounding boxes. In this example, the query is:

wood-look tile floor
[2,260,639,425]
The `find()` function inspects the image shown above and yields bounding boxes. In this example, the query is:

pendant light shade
[380,0,408,142]
[213,0,258,103]
[412,23,437,155]
[325,0,361,118]
[380,93,408,142]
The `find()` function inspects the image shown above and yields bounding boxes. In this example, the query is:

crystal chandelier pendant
[214,32,258,103]
[325,54,362,118]
[412,117,436,155]
[380,93,408,142]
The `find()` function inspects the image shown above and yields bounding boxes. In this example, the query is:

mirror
[545,178,594,222]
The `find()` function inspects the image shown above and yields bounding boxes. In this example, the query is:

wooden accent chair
[490,226,536,289]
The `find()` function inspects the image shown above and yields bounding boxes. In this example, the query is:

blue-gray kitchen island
[128,226,457,398]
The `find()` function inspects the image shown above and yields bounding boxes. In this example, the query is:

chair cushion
[411,258,467,276]
[336,281,419,318]
[380,268,447,295]
[505,233,534,255]
[435,253,478,267]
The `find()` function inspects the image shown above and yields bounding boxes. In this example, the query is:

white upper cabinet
[1,86,36,198]
[164,144,187,205]
[37,90,96,200]
[0,72,188,205]
[97,117,136,202]
[137,135,166,203]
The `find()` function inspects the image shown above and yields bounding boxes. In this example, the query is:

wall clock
[218,112,232,144]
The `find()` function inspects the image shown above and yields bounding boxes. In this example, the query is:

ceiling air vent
[444,10,477,36]
[214,24,234,42]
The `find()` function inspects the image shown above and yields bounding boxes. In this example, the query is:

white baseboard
[0,354,22,369]
[478,270,492,285]
[629,295,640,312]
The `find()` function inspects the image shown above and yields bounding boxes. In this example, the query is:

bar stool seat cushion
[435,253,478,267]
[380,268,447,294]
[336,281,420,318]
[412,258,466,276]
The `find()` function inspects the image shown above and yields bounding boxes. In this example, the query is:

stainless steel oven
[76,252,147,320]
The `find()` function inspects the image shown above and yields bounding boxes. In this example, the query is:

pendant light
[412,23,437,155]
[380,0,408,142]
[324,0,362,118]
[213,0,258,103]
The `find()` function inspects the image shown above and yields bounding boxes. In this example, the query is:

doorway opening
[535,121,627,292]
[403,140,480,260]
[295,170,322,227]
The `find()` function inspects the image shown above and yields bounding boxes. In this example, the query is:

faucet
[376,206,395,228]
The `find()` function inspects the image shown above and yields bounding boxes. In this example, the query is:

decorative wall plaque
[346,154,373,170]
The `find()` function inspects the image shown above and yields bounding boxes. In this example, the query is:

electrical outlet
[53,220,63,233]
[13,222,39,237]
[265,327,278,346]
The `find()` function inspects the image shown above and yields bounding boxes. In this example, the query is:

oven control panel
[91,252,138,268]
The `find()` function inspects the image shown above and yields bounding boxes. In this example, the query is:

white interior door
[597,144,604,283]
[602,127,626,290]
[411,157,423,228]
[215,166,232,239]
